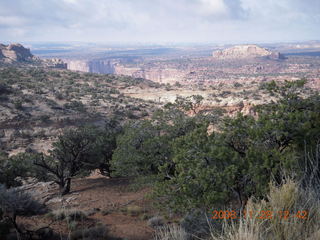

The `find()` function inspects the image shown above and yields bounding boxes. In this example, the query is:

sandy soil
[19,176,155,240]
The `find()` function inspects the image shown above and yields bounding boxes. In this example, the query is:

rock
[213,45,285,60]
[0,43,35,62]
[47,197,63,204]
[0,43,67,68]
[43,58,67,69]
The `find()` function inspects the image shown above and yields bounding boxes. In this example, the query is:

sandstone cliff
[213,45,285,60]
[0,43,35,63]
[66,59,115,74]
[113,65,187,84]
[0,43,67,68]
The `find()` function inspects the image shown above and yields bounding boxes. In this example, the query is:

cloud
[0,0,319,43]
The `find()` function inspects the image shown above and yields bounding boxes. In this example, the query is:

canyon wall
[66,59,115,74]
[113,66,187,84]
[66,59,187,84]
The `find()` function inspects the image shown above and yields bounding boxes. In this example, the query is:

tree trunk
[99,162,111,178]
[60,178,71,195]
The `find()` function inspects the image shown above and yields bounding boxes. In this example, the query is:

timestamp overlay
[211,210,309,220]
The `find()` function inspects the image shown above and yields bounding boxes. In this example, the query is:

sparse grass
[154,224,189,240]
[210,179,320,240]
[154,179,320,240]
[47,208,88,221]
[121,205,145,217]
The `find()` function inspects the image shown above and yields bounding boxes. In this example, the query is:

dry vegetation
[0,67,162,154]
[1,63,320,240]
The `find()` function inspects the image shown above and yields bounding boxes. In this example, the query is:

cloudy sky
[0,0,319,44]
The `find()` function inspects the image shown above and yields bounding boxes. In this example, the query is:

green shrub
[70,225,108,240]
[13,99,23,109]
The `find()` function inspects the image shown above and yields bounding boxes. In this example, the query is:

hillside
[0,66,162,155]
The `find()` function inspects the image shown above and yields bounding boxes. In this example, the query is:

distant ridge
[213,44,285,60]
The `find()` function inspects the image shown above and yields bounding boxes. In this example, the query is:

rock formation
[213,45,285,60]
[0,43,35,63]
[0,43,67,68]
[66,59,115,74]
[43,58,67,69]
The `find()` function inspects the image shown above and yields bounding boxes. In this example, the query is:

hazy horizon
[0,0,320,44]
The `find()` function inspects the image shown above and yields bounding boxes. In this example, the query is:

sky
[0,0,319,44]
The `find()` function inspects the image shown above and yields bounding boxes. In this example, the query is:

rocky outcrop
[0,43,35,63]
[0,43,67,68]
[213,45,285,60]
[43,58,67,69]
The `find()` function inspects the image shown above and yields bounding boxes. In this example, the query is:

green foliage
[0,152,42,188]
[111,97,212,178]
[152,80,320,213]
[172,95,204,114]
[34,126,99,194]
[35,122,121,194]
[13,99,23,109]
[112,120,169,177]
[86,118,122,176]
[154,126,240,212]
[0,185,45,239]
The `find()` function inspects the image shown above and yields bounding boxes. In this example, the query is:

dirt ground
[18,176,156,240]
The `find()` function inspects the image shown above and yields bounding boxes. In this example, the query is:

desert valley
[1,0,320,239]
[1,40,320,239]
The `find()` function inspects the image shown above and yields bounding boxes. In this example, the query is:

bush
[148,216,165,228]
[0,184,45,239]
[64,100,86,112]
[0,184,45,217]
[13,99,23,109]
[0,152,42,188]
[112,120,170,177]
[70,225,108,240]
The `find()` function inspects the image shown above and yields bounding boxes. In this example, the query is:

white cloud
[198,0,229,16]
[62,0,79,4]
[0,16,27,27]
[0,0,319,43]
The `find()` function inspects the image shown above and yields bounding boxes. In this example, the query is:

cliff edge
[0,43,67,68]
[0,43,35,63]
